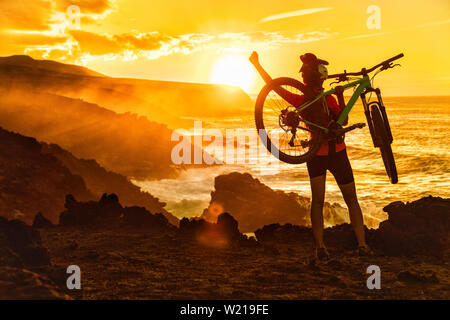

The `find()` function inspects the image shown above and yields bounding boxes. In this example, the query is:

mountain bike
[254,53,404,184]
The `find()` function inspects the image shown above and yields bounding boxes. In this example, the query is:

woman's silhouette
[250,51,371,259]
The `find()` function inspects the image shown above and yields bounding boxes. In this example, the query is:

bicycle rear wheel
[254,77,323,164]
[370,103,398,184]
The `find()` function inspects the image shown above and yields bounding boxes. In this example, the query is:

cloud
[0,0,115,34]
[1,31,67,46]
[260,8,333,23]
[0,0,53,31]
[338,32,388,41]
[339,18,450,41]
[70,30,122,54]
[56,0,114,14]
[23,29,334,64]
[114,32,172,51]
[1,1,334,64]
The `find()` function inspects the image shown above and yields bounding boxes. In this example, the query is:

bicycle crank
[288,129,311,148]
[288,128,297,147]
[336,122,366,135]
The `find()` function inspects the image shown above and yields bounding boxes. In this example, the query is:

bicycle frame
[295,75,372,132]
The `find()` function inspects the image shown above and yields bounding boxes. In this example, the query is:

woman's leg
[329,149,368,248]
[309,175,327,248]
[338,182,367,248]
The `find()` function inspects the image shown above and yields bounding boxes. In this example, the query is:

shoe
[315,247,330,261]
[357,245,373,257]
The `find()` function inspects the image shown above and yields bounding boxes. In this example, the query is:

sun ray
[210,54,256,93]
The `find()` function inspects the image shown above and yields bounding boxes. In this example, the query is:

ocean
[135,96,450,228]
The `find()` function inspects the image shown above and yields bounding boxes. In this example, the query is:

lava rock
[63,241,78,251]
[179,212,250,247]
[0,216,50,267]
[371,196,450,257]
[122,206,173,232]
[255,223,311,243]
[0,267,70,299]
[397,270,439,284]
[98,193,122,219]
[32,212,54,229]
[216,212,241,242]
[262,245,280,256]
[254,196,449,257]
[59,193,123,226]
[324,223,368,250]
[200,172,346,233]
[0,248,22,268]
[255,222,371,251]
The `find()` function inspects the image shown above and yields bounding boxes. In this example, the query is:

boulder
[122,206,174,232]
[0,216,50,267]
[255,222,367,250]
[59,193,175,233]
[255,196,449,257]
[32,212,54,228]
[324,223,366,250]
[59,193,123,226]
[255,223,311,244]
[200,172,346,233]
[98,193,122,219]
[216,212,241,242]
[179,212,252,247]
[371,196,450,257]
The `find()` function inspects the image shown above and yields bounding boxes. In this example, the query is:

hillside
[0,55,104,77]
[0,55,240,180]
[0,87,185,179]
[41,143,178,226]
[0,126,177,225]
[0,55,254,128]
[0,127,93,224]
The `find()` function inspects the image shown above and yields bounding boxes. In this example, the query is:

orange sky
[0,0,449,95]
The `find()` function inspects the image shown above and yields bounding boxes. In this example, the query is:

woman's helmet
[299,53,329,84]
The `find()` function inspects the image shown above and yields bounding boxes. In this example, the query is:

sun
[210,54,256,92]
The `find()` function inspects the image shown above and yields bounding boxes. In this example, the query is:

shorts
[306,148,354,185]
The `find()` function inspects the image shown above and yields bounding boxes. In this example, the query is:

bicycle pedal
[288,139,308,148]
[300,140,310,148]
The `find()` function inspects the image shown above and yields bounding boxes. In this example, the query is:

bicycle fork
[375,89,394,143]
[361,88,393,147]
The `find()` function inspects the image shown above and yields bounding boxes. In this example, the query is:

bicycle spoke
[257,78,321,160]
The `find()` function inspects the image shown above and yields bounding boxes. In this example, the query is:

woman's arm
[249,51,304,106]
[249,51,272,83]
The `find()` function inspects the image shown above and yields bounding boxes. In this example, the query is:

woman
[249,51,370,259]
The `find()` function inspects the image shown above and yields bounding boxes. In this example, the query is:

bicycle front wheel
[255,77,323,164]
[370,102,398,184]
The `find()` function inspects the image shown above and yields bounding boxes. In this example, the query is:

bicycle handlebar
[327,53,404,79]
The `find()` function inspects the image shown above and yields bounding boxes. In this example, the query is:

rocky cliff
[0,127,177,225]
[200,172,346,233]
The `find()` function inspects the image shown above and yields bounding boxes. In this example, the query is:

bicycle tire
[255,77,323,164]
[370,103,398,184]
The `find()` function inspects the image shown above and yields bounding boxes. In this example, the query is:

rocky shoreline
[200,172,350,233]
[1,194,448,299]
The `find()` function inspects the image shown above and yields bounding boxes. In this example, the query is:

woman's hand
[249,51,273,84]
[249,51,259,66]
